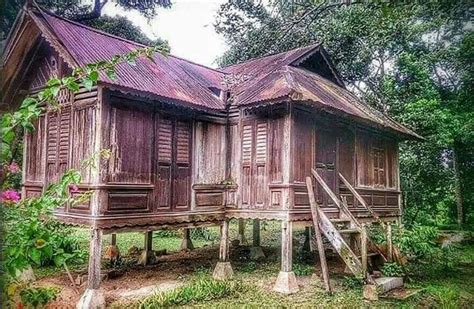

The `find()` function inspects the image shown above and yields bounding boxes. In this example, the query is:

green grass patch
[138,276,243,308]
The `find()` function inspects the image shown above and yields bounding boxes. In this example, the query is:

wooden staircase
[306,169,395,288]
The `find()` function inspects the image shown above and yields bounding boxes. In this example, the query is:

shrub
[190,227,218,241]
[293,263,313,276]
[381,262,405,277]
[20,285,59,308]
[153,230,179,238]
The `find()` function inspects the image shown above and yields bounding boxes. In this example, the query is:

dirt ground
[39,242,348,308]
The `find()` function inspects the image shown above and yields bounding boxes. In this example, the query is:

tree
[215,0,473,226]
[1,0,171,46]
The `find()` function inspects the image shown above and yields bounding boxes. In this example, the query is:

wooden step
[330,218,351,223]
[338,228,359,234]
[357,252,380,258]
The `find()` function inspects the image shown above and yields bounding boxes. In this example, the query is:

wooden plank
[309,170,364,277]
[306,177,331,293]
[219,220,230,261]
[280,220,293,272]
[253,219,261,247]
[87,229,102,289]
[361,224,368,277]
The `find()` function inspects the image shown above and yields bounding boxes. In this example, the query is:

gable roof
[1,4,420,139]
[29,7,226,110]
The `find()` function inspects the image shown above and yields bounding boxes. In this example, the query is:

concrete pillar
[273,221,299,294]
[213,220,233,280]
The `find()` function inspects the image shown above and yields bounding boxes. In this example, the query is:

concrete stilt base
[273,271,299,294]
[76,288,105,309]
[180,236,194,251]
[363,277,404,300]
[212,262,233,280]
[138,250,156,265]
[249,246,265,261]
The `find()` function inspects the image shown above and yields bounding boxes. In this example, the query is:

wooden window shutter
[47,112,59,163]
[255,121,268,163]
[157,119,173,164]
[176,121,190,165]
[242,124,253,164]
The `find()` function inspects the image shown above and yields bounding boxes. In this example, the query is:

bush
[20,285,59,308]
[381,262,405,277]
[293,263,313,276]
[139,276,242,308]
[190,228,218,241]
[3,170,87,276]
[153,230,179,238]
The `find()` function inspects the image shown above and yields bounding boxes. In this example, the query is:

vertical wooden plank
[281,220,293,272]
[87,228,102,290]
[111,234,117,246]
[238,219,247,245]
[361,224,368,277]
[252,219,261,247]
[219,220,230,262]
[306,177,331,293]
[386,223,393,262]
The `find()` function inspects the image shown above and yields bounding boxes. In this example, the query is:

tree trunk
[453,146,464,226]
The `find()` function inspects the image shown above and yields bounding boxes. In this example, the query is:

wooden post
[361,224,368,277]
[219,220,230,261]
[180,228,194,250]
[139,231,155,265]
[250,219,265,260]
[111,233,116,246]
[252,219,261,247]
[273,220,299,294]
[213,220,233,280]
[306,177,331,294]
[77,228,105,308]
[303,226,315,252]
[88,229,102,289]
[386,223,393,262]
[237,219,247,245]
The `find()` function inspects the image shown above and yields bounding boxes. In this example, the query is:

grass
[34,221,474,307]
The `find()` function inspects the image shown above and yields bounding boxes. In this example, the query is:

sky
[102,0,228,68]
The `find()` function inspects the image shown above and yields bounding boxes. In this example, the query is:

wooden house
[1,4,420,306]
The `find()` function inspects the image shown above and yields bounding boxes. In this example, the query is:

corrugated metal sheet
[34,10,225,110]
[28,7,418,138]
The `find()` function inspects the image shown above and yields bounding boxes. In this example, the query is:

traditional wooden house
[2,4,420,307]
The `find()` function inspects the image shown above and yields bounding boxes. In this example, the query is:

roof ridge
[221,42,320,70]
[35,6,225,74]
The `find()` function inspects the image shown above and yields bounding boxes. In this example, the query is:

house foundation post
[139,231,156,265]
[303,226,315,252]
[273,220,299,294]
[237,219,247,245]
[250,219,265,260]
[213,220,233,280]
[180,228,194,250]
[77,228,105,309]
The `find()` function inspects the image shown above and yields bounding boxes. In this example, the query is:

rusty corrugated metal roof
[33,9,225,110]
[23,6,418,138]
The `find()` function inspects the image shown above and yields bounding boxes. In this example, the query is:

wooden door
[241,119,268,209]
[315,129,338,207]
[156,117,191,211]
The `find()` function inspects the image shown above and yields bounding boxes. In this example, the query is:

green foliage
[139,276,242,308]
[3,170,87,276]
[153,230,179,238]
[393,225,439,260]
[292,263,313,276]
[340,276,363,290]
[20,285,59,308]
[191,227,219,242]
[381,262,405,277]
[82,15,169,48]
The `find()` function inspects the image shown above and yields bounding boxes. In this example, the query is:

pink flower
[1,189,21,204]
[68,184,80,195]
[7,162,21,174]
